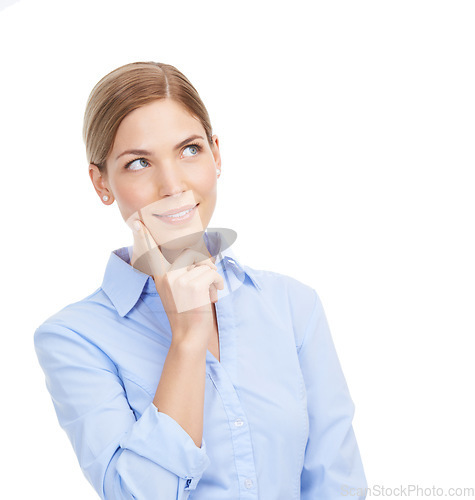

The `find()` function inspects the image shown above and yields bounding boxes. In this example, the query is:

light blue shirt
[34,229,367,500]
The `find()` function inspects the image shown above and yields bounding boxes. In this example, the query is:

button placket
[207,364,259,499]
[204,279,259,498]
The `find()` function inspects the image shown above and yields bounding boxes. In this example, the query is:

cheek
[114,182,155,220]
[194,164,217,195]
[196,168,218,222]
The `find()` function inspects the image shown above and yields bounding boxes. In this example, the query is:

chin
[157,229,206,252]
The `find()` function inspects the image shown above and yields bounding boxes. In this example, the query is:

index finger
[130,219,171,277]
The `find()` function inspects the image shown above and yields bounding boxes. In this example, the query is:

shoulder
[34,286,119,349]
[242,265,322,347]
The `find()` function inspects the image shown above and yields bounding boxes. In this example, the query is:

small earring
[216,168,221,177]
[102,195,109,202]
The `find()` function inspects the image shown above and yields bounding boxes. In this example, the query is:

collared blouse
[34,229,367,499]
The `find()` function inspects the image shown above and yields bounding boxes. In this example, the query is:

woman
[34,61,367,500]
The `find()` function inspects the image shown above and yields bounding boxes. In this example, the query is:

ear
[89,164,114,204]
[210,134,221,171]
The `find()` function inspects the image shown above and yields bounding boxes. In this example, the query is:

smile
[152,204,199,225]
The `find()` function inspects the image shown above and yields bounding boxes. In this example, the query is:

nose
[155,161,187,198]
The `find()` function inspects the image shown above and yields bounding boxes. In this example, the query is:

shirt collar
[101,228,261,318]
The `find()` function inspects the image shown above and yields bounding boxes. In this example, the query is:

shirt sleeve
[34,322,210,500]
[298,290,367,500]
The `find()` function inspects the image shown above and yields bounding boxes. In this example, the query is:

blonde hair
[83,61,213,174]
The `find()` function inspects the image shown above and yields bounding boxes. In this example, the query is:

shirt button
[234,418,244,427]
[244,479,253,489]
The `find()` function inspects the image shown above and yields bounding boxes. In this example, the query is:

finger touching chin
[125,210,142,232]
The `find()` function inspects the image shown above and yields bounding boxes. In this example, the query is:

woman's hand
[129,220,224,344]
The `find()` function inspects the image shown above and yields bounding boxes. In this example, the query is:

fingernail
[133,221,142,232]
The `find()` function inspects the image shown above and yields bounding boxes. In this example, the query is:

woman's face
[90,98,221,249]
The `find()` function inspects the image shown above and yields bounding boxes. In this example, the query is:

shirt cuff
[118,402,210,480]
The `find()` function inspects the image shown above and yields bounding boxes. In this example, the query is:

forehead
[112,99,204,150]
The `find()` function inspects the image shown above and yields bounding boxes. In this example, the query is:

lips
[155,203,198,217]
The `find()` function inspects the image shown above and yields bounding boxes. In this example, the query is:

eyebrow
[115,134,206,161]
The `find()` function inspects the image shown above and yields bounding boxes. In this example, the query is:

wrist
[170,334,210,357]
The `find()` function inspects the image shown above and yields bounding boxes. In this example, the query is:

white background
[1,0,474,498]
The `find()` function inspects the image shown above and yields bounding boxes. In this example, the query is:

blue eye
[183,144,201,157]
[126,158,149,171]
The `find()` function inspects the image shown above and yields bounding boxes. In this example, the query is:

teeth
[162,206,194,218]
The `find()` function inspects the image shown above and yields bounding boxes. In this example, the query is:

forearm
[35,322,211,500]
[153,334,208,448]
